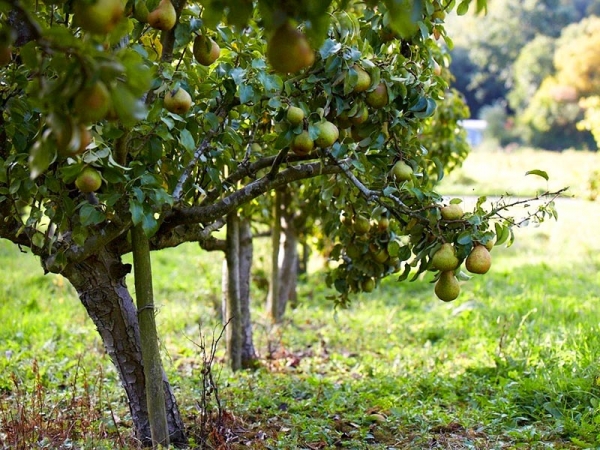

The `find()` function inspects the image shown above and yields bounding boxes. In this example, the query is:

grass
[1,146,600,449]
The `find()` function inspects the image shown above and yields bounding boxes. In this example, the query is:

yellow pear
[315,121,339,148]
[466,245,491,274]
[290,131,314,156]
[164,87,192,115]
[435,271,460,302]
[366,83,388,108]
[391,160,413,181]
[286,106,305,126]
[147,0,177,31]
[440,203,463,220]
[431,243,459,271]
[267,22,314,74]
[352,65,371,93]
[353,215,371,235]
[75,167,102,193]
[73,0,124,34]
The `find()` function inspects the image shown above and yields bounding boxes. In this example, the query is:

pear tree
[0,0,563,446]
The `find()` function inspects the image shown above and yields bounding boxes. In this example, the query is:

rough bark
[225,212,242,371]
[277,203,299,317]
[131,225,169,447]
[62,248,186,447]
[239,219,258,369]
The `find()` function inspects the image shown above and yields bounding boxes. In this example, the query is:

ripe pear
[353,215,371,235]
[315,121,339,148]
[286,106,305,126]
[73,0,124,34]
[73,81,111,123]
[440,203,463,220]
[290,131,314,156]
[75,167,102,193]
[370,246,389,264]
[465,245,491,274]
[57,123,92,157]
[366,83,388,108]
[391,160,413,182]
[431,243,459,271]
[164,87,192,115]
[434,271,460,302]
[147,0,177,31]
[267,22,315,74]
[484,239,495,252]
[193,35,220,66]
[352,65,371,93]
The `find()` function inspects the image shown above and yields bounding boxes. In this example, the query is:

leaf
[130,200,144,226]
[456,0,470,15]
[29,139,56,180]
[111,84,147,127]
[179,128,196,153]
[525,169,549,181]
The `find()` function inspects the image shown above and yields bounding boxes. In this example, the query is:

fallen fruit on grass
[466,245,491,274]
[75,167,102,193]
[435,271,460,302]
[431,243,459,271]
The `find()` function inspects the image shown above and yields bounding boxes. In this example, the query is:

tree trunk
[266,188,283,323]
[225,212,242,371]
[239,219,258,369]
[131,225,169,447]
[62,248,187,447]
[277,203,299,318]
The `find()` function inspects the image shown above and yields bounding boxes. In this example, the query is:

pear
[440,203,464,220]
[465,245,491,274]
[290,131,314,156]
[73,0,124,34]
[349,105,368,125]
[73,80,111,123]
[0,45,11,66]
[434,271,460,302]
[193,35,220,66]
[286,106,305,126]
[391,160,413,181]
[352,65,371,93]
[431,243,459,271]
[147,0,177,31]
[353,215,371,235]
[315,121,339,148]
[361,277,376,293]
[57,123,92,157]
[267,22,314,74]
[75,167,102,193]
[484,239,495,252]
[366,83,388,108]
[164,87,192,114]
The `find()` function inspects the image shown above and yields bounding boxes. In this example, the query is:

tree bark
[266,188,283,323]
[239,218,258,369]
[277,204,299,317]
[62,248,187,447]
[225,212,242,371]
[131,225,169,447]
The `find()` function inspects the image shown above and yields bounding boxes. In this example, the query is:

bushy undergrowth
[1,167,599,449]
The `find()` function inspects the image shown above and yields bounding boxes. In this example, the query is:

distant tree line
[447,0,600,150]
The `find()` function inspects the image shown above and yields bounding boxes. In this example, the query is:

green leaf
[525,169,549,181]
[456,0,470,15]
[29,139,56,180]
[130,200,144,226]
[179,128,196,153]
[111,84,147,127]
[79,203,106,226]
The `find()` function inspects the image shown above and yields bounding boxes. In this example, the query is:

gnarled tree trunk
[62,247,187,447]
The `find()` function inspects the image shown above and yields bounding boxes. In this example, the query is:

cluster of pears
[431,203,493,302]
[286,106,340,156]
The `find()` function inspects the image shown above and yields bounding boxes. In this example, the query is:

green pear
[440,203,463,220]
[73,81,111,123]
[193,35,220,66]
[290,131,314,156]
[361,277,376,293]
[466,245,491,274]
[349,105,368,125]
[286,106,305,126]
[315,121,339,148]
[164,87,192,115]
[366,83,388,108]
[434,271,460,302]
[147,0,177,31]
[73,0,124,34]
[267,22,314,74]
[391,160,413,182]
[75,167,102,193]
[431,243,459,271]
[353,215,370,235]
[352,65,371,93]
[133,0,149,22]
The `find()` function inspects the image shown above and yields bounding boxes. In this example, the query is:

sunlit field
[1,146,599,449]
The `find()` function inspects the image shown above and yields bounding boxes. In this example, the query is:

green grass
[1,147,600,449]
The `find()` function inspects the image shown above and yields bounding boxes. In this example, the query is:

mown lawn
[1,148,599,449]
